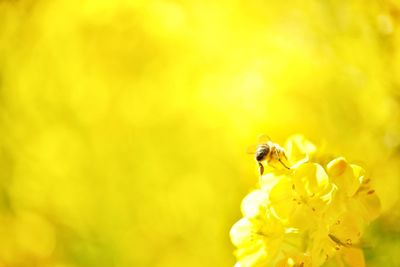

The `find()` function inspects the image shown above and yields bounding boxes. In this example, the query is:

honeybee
[247,134,290,175]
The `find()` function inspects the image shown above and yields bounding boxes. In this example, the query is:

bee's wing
[257,134,271,144]
[247,134,270,154]
[246,144,258,154]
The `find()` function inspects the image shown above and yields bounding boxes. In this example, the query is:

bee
[247,134,290,175]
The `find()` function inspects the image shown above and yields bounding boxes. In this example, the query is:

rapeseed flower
[230,135,381,267]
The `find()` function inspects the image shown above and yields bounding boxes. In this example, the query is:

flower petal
[241,190,269,219]
[269,178,295,221]
[285,135,316,165]
[327,158,360,197]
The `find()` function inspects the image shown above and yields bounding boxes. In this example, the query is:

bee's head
[255,145,269,161]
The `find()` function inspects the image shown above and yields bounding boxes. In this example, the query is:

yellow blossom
[230,216,284,267]
[230,135,381,267]
[285,135,317,167]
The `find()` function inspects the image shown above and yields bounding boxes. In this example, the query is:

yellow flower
[284,135,317,167]
[241,190,270,219]
[327,157,361,198]
[268,163,334,230]
[230,135,381,267]
[230,216,284,267]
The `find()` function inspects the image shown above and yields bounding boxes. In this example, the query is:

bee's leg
[258,162,264,175]
[275,150,290,170]
[278,158,290,170]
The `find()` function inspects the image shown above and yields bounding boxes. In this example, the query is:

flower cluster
[230,135,381,267]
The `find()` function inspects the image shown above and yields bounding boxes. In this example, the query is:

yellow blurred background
[0,0,399,266]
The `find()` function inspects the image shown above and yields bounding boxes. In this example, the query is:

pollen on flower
[230,135,381,267]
